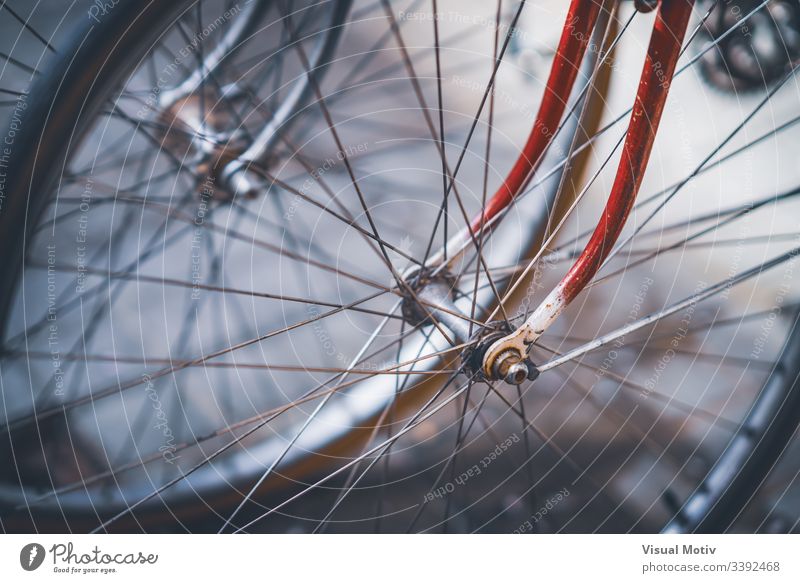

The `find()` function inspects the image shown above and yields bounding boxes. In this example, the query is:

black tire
[666,309,800,533]
[0,0,196,334]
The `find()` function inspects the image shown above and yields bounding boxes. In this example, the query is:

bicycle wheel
[0,0,799,534]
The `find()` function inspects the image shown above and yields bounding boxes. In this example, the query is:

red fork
[480,0,697,382]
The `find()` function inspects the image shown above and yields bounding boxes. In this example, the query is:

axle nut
[492,349,538,385]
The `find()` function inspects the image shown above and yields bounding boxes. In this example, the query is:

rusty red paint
[469,0,602,234]
[558,0,695,305]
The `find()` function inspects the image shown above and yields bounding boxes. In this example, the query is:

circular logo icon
[19,543,46,571]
